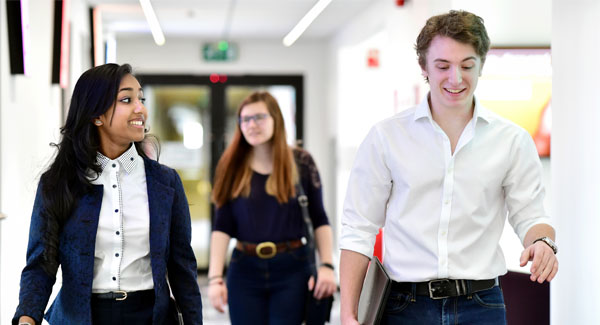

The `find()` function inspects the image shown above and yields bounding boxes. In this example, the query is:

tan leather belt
[236,239,304,259]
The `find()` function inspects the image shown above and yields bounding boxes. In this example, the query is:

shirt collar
[472,96,492,124]
[413,95,434,121]
[96,143,140,174]
[413,93,492,125]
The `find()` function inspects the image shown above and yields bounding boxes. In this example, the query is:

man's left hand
[520,241,559,283]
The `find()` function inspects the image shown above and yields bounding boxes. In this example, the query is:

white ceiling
[90,0,375,41]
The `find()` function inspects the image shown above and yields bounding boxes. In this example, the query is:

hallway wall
[551,0,600,322]
[0,0,63,321]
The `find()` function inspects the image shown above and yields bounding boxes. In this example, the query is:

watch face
[539,237,557,254]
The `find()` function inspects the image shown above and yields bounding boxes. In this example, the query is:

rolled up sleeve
[503,130,552,243]
[341,126,392,257]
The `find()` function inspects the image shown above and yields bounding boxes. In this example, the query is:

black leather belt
[92,289,153,301]
[392,278,497,299]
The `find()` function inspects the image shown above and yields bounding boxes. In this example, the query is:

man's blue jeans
[382,284,506,324]
[227,245,313,325]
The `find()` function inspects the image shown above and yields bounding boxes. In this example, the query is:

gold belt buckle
[256,241,277,259]
[115,290,128,301]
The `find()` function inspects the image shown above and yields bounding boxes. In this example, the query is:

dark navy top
[213,148,329,243]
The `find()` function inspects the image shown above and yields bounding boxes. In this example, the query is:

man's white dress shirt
[91,144,153,292]
[341,95,551,282]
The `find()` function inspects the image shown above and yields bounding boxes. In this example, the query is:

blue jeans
[382,285,507,325]
[227,245,313,325]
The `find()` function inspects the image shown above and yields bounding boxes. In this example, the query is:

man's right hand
[208,281,228,313]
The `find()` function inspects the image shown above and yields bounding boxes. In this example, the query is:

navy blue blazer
[13,157,203,324]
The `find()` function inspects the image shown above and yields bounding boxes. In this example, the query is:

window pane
[144,85,211,269]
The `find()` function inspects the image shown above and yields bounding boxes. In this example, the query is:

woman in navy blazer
[13,64,203,324]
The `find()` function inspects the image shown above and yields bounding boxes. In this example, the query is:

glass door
[139,74,303,271]
[144,85,212,269]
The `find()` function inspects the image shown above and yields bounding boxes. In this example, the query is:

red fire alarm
[396,0,405,6]
[367,49,379,68]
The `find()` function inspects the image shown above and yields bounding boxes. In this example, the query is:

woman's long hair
[211,91,297,208]
[39,64,157,273]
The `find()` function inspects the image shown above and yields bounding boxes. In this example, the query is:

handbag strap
[296,182,317,267]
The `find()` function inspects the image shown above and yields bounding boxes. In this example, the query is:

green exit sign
[203,41,238,61]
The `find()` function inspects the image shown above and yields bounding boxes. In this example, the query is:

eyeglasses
[239,113,269,125]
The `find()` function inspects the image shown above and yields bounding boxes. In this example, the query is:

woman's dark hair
[39,63,157,272]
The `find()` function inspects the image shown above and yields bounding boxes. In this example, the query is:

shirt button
[116,231,120,235]
[115,253,119,257]
[112,277,116,281]
[130,157,134,161]
[112,184,117,188]
[112,164,116,168]
[114,209,119,213]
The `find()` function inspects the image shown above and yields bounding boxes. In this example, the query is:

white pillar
[551,1,600,323]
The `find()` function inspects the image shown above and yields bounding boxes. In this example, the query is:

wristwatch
[533,236,558,254]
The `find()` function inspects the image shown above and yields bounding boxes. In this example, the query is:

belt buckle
[256,241,277,259]
[115,290,128,301]
[428,279,451,299]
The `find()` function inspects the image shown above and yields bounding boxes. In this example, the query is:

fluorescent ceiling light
[139,0,165,46]
[283,0,332,47]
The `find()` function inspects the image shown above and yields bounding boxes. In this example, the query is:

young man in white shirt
[339,10,558,324]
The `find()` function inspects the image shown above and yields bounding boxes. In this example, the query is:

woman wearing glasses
[207,91,336,324]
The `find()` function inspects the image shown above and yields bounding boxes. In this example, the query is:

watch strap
[533,237,557,254]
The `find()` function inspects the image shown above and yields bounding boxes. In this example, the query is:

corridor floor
[198,274,341,324]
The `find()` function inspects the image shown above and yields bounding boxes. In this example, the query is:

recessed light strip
[283,0,332,47]
[59,0,71,87]
[20,0,31,75]
[139,0,165,46]
[92,7,103,66]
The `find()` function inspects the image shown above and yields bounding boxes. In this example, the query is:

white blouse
[90,144,153,293]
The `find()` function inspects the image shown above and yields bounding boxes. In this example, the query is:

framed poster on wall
[476,48,552,156]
